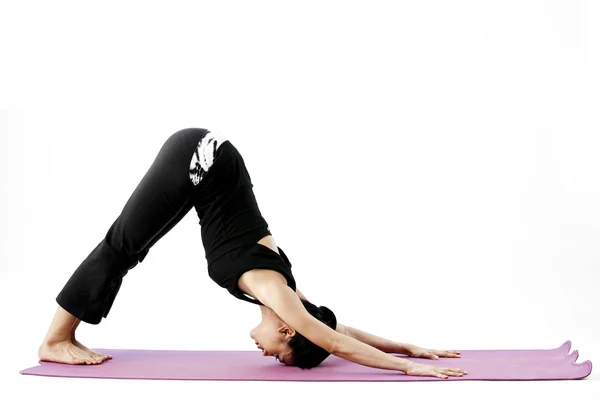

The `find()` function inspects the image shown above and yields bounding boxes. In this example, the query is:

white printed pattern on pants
[188,130,227,186]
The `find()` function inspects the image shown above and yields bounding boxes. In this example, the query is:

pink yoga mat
[20,340,592,382]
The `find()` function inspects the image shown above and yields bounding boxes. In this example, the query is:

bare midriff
[256,234,279,255]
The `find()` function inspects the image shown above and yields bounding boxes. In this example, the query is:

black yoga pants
[56,127,211,324]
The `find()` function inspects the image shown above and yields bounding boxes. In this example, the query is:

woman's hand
[406,362,468,379]
[404,344,461,360]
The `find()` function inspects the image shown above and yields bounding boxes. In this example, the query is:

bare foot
[38,340,104,365]
[72,338,112,362]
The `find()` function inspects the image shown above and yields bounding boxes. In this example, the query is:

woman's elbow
[326,332,345,355]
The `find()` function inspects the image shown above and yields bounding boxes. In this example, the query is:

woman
[38,128,467,379]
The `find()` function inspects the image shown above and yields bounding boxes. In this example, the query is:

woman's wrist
[393,354,416,372]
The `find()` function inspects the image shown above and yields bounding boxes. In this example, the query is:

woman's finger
[437,350,461,358]
[445,368,468,374]
[443,370,465,376]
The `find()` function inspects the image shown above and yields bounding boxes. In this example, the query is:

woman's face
[250,319,295,365]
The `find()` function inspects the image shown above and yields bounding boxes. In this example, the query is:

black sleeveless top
[190,135,296,305]
[208,242,296,305]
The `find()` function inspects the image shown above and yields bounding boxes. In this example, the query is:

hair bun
[318,305,337,329]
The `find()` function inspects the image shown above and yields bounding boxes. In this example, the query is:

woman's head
[249,299,337,368]
[287,299,337,368]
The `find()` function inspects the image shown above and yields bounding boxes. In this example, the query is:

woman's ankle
[42,332,72,346]
[42,305,79,346]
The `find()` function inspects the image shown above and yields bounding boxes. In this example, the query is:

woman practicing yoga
[38,128,467,379]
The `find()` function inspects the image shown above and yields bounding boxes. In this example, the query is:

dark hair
[288,299,337,369]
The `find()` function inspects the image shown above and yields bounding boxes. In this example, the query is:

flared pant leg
[56,127,209,324]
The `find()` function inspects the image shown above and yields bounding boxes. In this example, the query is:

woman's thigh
[105,127,209,260]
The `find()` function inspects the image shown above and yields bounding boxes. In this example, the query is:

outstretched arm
[296,289,410,354]
[255,279,466,378]
[336,323,412,355]
[337,324,461,359]
[266,284,412,372]
[297,289,460,360]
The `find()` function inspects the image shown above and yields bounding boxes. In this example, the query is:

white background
[1,0,598,398]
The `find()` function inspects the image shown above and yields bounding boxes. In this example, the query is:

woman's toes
[93,351,112,361]
[75,351,96,365]
[92,354,106,362]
